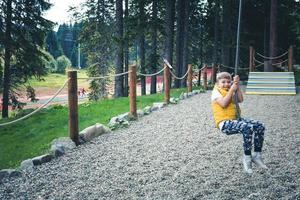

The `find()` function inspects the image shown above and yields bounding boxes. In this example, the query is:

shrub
[56,55,72,73]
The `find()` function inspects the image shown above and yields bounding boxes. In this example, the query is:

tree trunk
[139,1,146,95]
[2,0,13,118]
[175,0,185,88]
[263,2,269,72]
[150,0,158,94]
[213,1,220,65]
[115,0,124,97]
[164,0,175,88]
[221,0,230,68]
[267,0,277,72]
[124,0,129,96]
[181,0,190,87]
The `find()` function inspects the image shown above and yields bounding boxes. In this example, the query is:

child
[211,72,267,174]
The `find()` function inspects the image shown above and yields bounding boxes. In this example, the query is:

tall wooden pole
[288,45,293,72]
[129,65,137,117]
[187,64,193,92]
[164,63,170,103]
[203,65,207,90]
[68,71,79,145]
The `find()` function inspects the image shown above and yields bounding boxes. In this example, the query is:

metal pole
[78,43,81,69]
[234,0,242,75]
[234,0,242,119]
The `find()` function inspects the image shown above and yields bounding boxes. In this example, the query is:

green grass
[0,87,200,170]
[28,70,88,88]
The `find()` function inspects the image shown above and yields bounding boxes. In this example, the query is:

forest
[1,0,300,118]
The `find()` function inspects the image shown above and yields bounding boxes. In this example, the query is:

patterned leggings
[221,118,265,155]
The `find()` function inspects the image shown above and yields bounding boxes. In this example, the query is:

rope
[219,64,250,70]
[256,51,288,60]
[77,71,131,80]
[193,66,207,74]
[271,59,288,66]
[137,65,166,77]
[162,58,190,80]
[0,79,69,127]
[253,57,265,65]
[170,65,191,80]
[163,58,173,69]
[255,63,264,68]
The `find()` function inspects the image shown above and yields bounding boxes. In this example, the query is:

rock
[137,109,144,118]
[20,159,34,171]
[187,92,194,97]
[143,106,152,115]
[79,123,111,142]
[118,113,130,121]
[179,92,185,100]
[9,170,22,178]
[183,93,188,99]
[170,97,179,104]
[50,137,76,157]
[32,154,53,166]
[0,169,22,181]
[108,116,119,128]
[0,169,10,180]
[151,102,166,111]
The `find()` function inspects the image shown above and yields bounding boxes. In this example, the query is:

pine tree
[0,0,53,118]
[46,31,62,58]
[77,0,114,100]
[115,0,124,97]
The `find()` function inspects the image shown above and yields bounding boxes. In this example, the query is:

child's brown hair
[216,72,231,82]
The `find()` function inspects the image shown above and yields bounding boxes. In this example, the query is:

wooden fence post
[164,63,170,103]
[288,45,293,72]
[212,64,216,84]
[249,46,254,72]
[68,70,79,145]
[129,65,137,117]
[203,65,208,90]
[187,64,193,93]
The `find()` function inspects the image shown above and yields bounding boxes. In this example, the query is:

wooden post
[197,66,201,86]
[187,64,193,92]
[203,65,208,90]
[164,63,170,103]
[129,65,137,117]
[288,45,293,72]
[68,70,79,145]
[249,46,254,72]
[212,64,216,84]
[253,48,256,71]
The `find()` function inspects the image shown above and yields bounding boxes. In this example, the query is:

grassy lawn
[28,70,89,88]
[0,87,202,170]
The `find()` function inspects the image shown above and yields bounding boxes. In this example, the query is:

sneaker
[243,155,253,174]
[252,152,268,169]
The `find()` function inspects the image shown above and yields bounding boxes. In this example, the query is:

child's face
[217,78,231,90]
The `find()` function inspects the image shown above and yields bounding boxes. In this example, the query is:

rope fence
[250,46,294,72]
[256,51,288,60]
[137,65,166,77]
[0,79,69,127]
[0,61,204,145]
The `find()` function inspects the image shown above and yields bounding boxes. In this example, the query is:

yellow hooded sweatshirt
[211,85,237,127]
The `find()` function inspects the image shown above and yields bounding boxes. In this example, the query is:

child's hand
[230,82,238,92]
[233,75,240,83]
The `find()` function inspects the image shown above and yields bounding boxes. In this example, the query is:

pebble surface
[0,91,299,199]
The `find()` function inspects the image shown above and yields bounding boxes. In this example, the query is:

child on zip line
[211,72,268,174]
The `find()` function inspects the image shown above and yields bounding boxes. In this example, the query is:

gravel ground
[1,91,299,200]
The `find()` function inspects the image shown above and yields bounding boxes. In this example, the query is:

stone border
[0,89,205,181]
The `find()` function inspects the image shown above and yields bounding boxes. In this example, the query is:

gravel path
[1,91,299,200]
